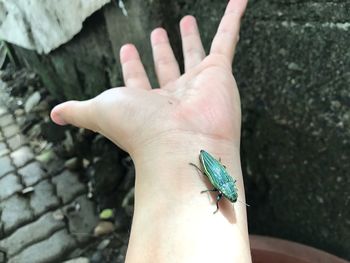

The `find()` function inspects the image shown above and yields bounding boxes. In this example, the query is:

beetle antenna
[238,199,250,207]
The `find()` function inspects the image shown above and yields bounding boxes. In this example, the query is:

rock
[82,158,90,168]
[32,100,49,112]
[122,187,134,217]
[0,0,111,54]
[53,210,65,221]
[63,196,98,243]
[93,221,115,237]
[96,239,110,250]
[65,157,80,171]
[90,251,103,263]
[24,91,41,113]
[21,186,35,196]
[20,114,41,134]
[63,257,90,263]
[0,249,6,263]
[14,108,24,117]
[35,149,56,163]
[27,123,41,140]
[63,130,75,155]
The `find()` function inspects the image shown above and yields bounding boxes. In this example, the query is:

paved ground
[0,85,98,263]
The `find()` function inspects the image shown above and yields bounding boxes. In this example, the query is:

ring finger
[151,28,180,87]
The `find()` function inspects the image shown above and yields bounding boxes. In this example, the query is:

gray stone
[0,147,9,157]
[2,124,20,139]
[0,156,15,178]
[230,2,350,260]
[18,162,46,187]
[65,157,80,171]
[0,142,8,157]
[0,195,33,234]
[0,114,14,127]
[8,229,76,263]
[0,142,6,151]
[0,250,6,263]
[0,212,65,257]
[24,91,41,113]
[0,106,7,116]
[10,146,34,167]
[0,174,22,200]
[7,134,27,151]
[0,0,111,54]
[14,108,25,117]
[29,180,60,216]
[64,195,98,243]
[63,258,90,263]
[52,170,86,204]
[93,221,115,237]
[0,221,3,236]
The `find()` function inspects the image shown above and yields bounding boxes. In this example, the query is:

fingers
[180,16,205,72]
[210,0,248,63]
[120,44,151,90]
[151,28,180,87]
[50,100,98,132]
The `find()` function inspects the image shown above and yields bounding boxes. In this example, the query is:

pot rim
[250,235,349,263]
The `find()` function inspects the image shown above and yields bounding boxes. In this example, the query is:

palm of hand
[51,1,246,154]
[94,56,240,152]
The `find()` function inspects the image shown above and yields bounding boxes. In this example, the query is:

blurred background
[0,0,349,262]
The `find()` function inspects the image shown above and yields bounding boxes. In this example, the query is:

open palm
[51,0,247,156]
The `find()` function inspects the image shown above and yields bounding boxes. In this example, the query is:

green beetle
[190,150,238,214]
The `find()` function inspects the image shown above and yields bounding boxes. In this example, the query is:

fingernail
[151,28,168,44]
[51,111,67,125]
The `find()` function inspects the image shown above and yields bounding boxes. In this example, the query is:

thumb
[50,100,98,132]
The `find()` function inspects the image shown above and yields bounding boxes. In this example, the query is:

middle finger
[180,16,205,72]
[151,28,180,87]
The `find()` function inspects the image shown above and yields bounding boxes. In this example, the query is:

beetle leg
[200,188,217,194]
[218,158,227,169]
[213,193,223,214]
[189,162,205,175]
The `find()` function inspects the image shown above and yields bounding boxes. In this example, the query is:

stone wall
[236,1,350,259]
[5,0,350,260]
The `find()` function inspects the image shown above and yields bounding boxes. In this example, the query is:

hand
[52,1,251,262]
[50,0,247,159]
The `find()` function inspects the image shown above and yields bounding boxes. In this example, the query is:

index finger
[210,0,248,63]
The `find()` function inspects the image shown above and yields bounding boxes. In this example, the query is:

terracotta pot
[250,235,349,263]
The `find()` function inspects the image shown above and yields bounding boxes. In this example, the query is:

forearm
[125,138,251,263]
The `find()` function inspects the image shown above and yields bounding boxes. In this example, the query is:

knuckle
[156,56,176,66]
[124,70,145,81]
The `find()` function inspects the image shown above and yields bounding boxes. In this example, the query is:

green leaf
[99,209,114,220]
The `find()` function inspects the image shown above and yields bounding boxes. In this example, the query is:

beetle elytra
[190,150,239,214]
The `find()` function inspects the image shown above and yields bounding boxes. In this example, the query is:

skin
[51,0,251,262]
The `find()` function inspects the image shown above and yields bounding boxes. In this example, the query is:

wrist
[125,133,251,262]
[130,131,240,169]
[130,131,245,212]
